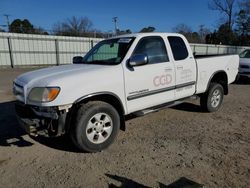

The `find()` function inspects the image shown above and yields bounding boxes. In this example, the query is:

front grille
[13,82,24,102]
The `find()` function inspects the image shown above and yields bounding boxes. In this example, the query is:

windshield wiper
[84,60,118,65]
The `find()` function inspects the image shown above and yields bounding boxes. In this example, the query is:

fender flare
[205,70,228,94]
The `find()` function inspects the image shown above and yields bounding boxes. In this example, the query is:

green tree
[235,9,250,45]
[235,10,250,35]
[206,31,219,44]
[9,19,35,34]
[198,25,211,43]
[33,27,49,35]
[205,24,237,45]
[117,29,132,35]
[139,26,155,33]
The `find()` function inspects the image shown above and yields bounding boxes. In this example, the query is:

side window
[168,36,189,61]
[133,36,169,64]
[89,43,118,61]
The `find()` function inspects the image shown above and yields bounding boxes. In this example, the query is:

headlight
[28,87,60,102]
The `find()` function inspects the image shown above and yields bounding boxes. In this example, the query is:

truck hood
[14,63,124,105]
[15,64,108,86]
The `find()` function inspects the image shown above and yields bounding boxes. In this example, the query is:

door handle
[165,68,172,71]
[177,66,183,70]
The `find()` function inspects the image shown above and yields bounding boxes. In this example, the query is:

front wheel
[200,83,224,112]
[70,101,120,152]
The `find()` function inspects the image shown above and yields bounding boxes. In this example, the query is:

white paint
[13,33,239,116]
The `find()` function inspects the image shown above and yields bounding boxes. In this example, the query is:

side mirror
[128,54,148,67]
[73,56,83,64]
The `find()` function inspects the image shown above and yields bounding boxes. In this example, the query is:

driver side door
[123,36,176,113]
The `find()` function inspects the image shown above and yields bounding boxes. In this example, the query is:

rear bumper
[15,101,68,137]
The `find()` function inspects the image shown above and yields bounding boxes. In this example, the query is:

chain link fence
[0,32,249,68]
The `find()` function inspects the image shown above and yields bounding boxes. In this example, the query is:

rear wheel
[70,101,120,152]
[200,83,224,112]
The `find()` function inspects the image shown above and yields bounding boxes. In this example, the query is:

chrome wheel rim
[86,113,113,144]
[211,89,221,108]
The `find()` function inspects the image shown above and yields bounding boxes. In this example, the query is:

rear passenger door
[168,36,196,99]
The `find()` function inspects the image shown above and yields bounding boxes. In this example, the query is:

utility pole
[112,17,118,35]
[4,14,10,32]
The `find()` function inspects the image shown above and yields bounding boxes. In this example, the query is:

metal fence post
[55,39,60,66]
[91,40,94,48]
[206,45,209,55]
[7,37,14,68]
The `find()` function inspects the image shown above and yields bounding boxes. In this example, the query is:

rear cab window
[168,36,189,61]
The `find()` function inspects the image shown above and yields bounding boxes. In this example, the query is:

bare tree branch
[209,0,237,29]
[53,16,93,36]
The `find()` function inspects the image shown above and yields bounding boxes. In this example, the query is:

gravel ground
[0,68,250,188]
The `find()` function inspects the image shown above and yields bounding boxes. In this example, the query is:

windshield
[240,50,250,58]
[82,37,135,65]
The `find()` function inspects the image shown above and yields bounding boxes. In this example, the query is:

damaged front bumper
[15,101,71,137]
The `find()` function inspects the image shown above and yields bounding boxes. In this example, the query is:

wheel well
[67,94,126,132]
[208,71,228,95]
[77,94,125,115]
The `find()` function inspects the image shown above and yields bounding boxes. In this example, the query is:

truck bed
[195,54,239,94]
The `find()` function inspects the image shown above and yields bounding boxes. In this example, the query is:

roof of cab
[110,32,183,39]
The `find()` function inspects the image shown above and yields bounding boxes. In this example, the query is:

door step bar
[132,95,198,117]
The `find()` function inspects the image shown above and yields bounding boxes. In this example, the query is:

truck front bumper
[15,101,68,137]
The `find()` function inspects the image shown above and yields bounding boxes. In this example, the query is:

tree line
[1,0,249,46]
[173,0,249,46]
[2,16,156,38]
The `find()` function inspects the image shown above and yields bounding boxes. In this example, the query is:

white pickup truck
[13,33,239,152]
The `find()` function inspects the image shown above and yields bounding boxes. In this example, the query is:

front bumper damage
[15,101,71,137]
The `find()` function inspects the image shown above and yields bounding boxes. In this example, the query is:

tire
[70,101,120,152]
[200,83,224,112]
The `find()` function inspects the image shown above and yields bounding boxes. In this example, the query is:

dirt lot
[0,68,250,188]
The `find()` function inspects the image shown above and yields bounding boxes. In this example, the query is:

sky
[0,0,222,33]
